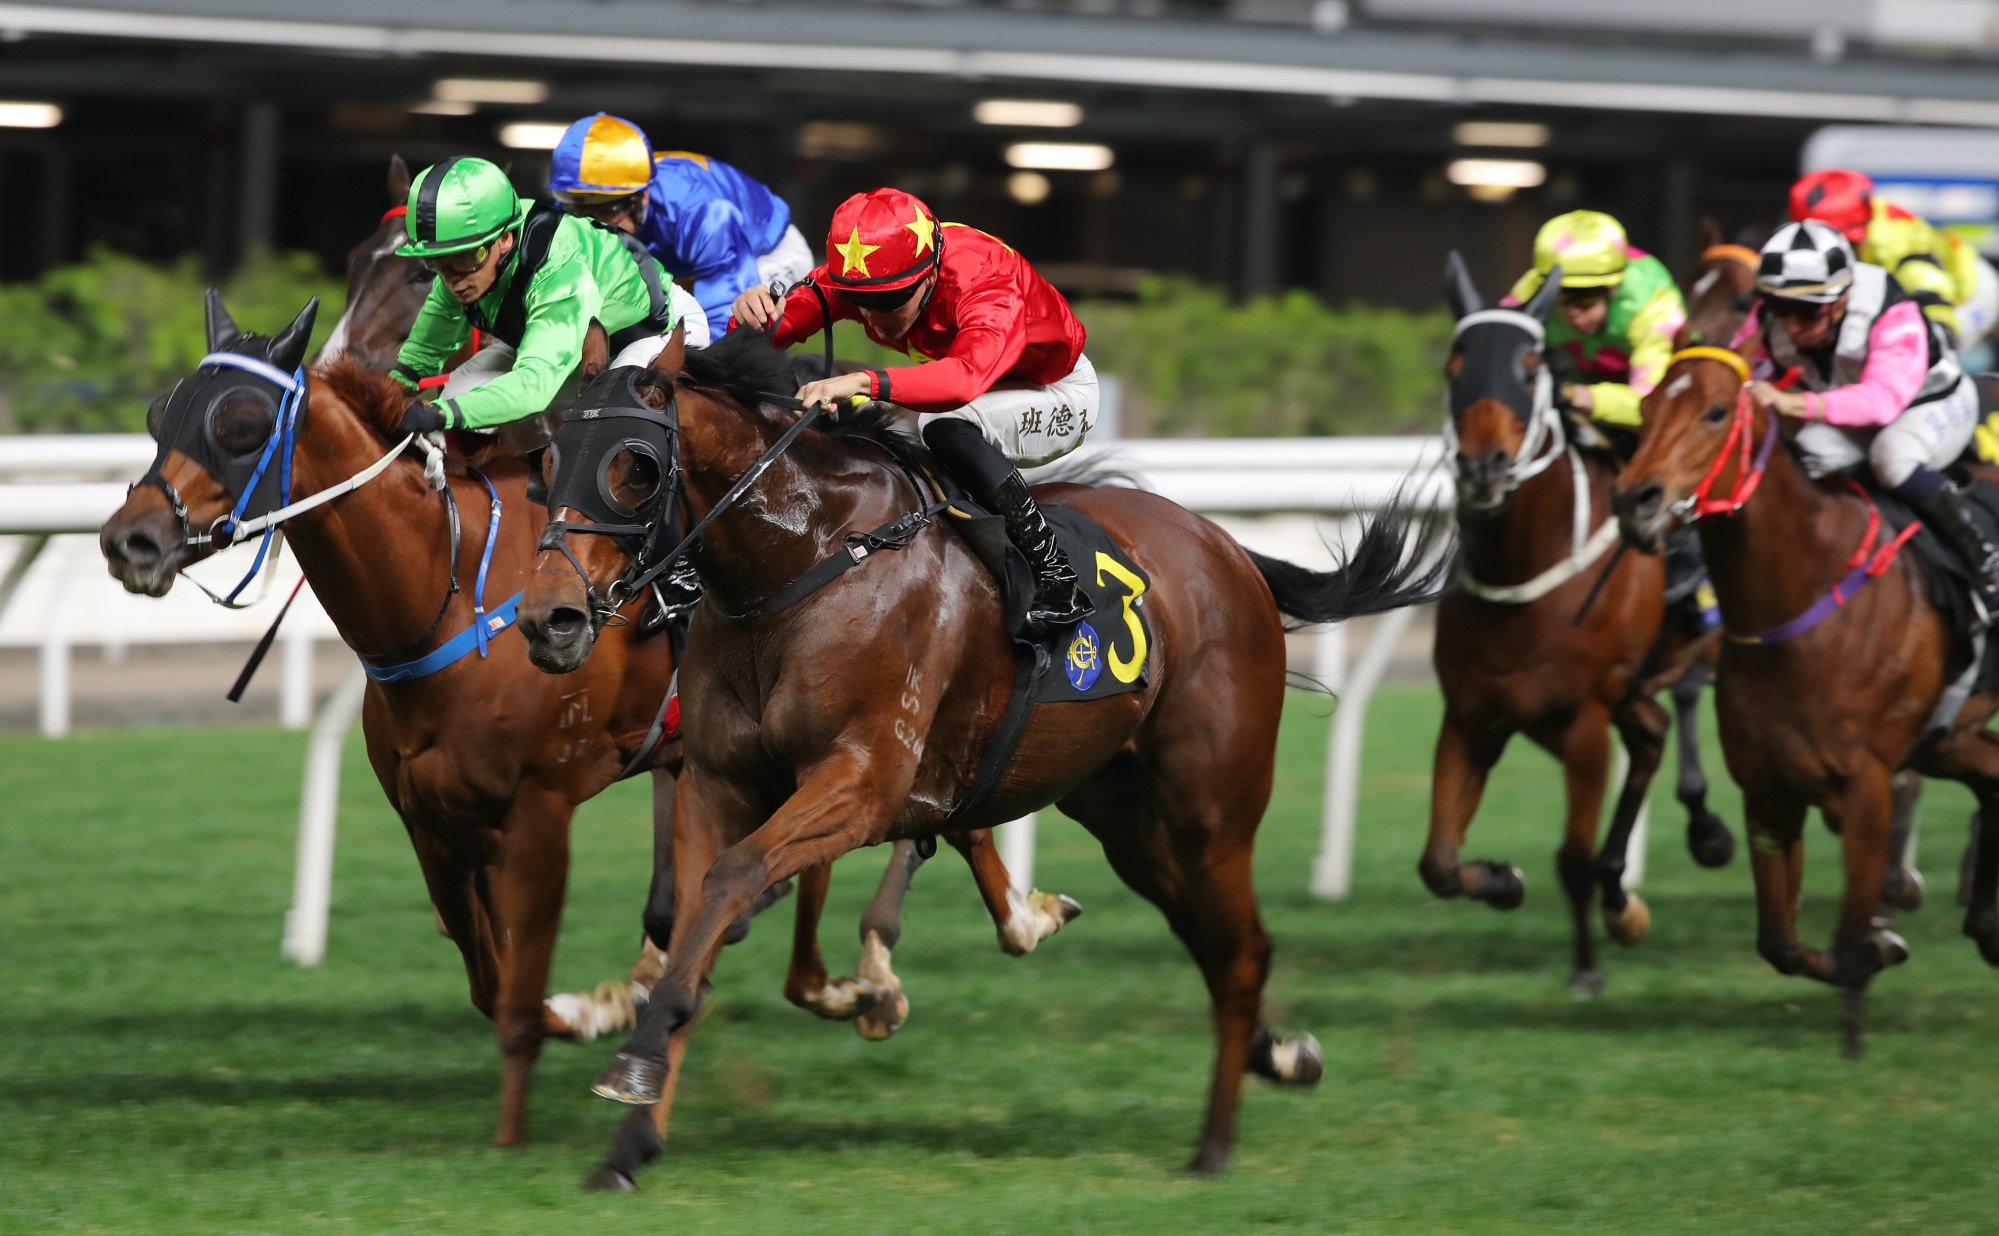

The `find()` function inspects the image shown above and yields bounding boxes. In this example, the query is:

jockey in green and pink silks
[1504,210,1687,428]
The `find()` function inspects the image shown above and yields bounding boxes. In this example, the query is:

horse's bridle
[1668,346,1780,522]
[1443,307,1564,500]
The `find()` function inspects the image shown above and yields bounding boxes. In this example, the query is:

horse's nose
[114,526,161,570]
[519,595,595,674]
[1614,481,1666,551]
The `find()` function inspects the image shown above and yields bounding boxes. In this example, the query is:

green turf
[3,688,1995,1234]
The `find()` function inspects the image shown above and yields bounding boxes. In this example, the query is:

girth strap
[940,640,1053,831]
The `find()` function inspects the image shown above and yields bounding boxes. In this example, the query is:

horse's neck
[1458,450,1596,583]
[283,391,460,656]
[679,398,892,616]
[1698,435,1859,633]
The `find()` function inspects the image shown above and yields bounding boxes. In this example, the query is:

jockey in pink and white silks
[1737,220,1999,609]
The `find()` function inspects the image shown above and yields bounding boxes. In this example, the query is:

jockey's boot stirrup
[1921,479,1999,618]
[992,473,1093,634]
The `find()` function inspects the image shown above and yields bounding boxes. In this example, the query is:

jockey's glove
[398,401,448,438]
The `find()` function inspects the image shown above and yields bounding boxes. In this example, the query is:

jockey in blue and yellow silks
[547,113,813,342]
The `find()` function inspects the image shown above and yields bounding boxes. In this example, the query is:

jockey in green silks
[1504,210,1687,430]
[389,156,686,436]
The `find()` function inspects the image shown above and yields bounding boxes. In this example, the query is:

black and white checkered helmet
[1757,220,1856,304]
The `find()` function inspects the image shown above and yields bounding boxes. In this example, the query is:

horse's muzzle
[519,593,597,675]
[1452,448,1511,516]
[99,510,183,597]
[1612,480,1669,555]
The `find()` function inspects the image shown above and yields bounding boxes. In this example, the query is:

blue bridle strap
[362,469,518,684]
[200,351,308,605]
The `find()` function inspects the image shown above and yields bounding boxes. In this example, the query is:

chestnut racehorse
[1612,345,1999,1056]
[316,165,1057,1040]
[99,295,682,1146]
[517,327,1448,1186]
[1423,254,1732,996]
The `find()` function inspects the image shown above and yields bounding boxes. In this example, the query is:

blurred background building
[8,0,1999,305]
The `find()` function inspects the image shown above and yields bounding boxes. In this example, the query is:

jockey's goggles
[559,192,646,225]
[420,243,496,277]
[1763,295,1842,321]
[843,281,925,313]
[1556,287,1611,307]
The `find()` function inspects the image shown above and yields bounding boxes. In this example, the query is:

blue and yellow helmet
[547,112,654,203]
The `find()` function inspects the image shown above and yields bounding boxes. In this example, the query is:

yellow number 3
[1093,551,1149,685]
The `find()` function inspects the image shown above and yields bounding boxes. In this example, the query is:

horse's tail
[1244,492,1452,628]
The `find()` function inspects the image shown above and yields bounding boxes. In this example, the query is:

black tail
[1245,493,1452,628]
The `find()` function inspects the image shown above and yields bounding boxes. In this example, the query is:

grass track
[3,687,1996,1234]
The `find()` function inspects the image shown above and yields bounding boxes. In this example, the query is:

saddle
[1867,475,1999,692]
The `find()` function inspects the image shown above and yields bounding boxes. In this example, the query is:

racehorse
[1423,254,1733,996]
[1611,345,1999,1057]
[314,166,1054,1041]
[517,326,1448,1185]
[98,294,682,1145]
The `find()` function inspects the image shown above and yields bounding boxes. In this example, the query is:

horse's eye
[210,391,275,456]
[1703,402,1730,424]
[623,450,661,500]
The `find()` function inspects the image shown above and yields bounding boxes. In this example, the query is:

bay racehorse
[1612,345,1999,1056]
[99,294,682,1145]
[319,170,1069,1034]
[1425,254,1733,996]
[518,326,1448,1186]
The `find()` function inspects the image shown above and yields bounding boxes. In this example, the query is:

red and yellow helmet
[823,188,941,293]
[1790,169,1874,242]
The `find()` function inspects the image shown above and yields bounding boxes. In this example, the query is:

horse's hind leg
[1419,710,1522,909]
[784,861,893,1026]
[944,827,1083,957]
[1598,691,1671,957]
[1924,729,1999,965]
[1543,705,1614,997]
[1881,773,1926,913]
[1668,654,1736,868]
[1817,762,1907,1060]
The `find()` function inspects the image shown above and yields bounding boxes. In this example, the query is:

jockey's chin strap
[1441,308,1564,495]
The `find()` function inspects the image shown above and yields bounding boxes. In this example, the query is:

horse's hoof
[1877,930,1911,970]
[582,1166,638,1193]
[1881,865,1926,914]
[854,985,909,1041]
[1603,893,1651,947]
[1261,1031,1323,1087]
[1963,908,1999,966]
[1479,863,1526,911]
[1568,969,1605,1000]
[592,1052,665,1105]
[1183,1149,1229,1178]
[1000,889,1085,956]
[1688,814,1736,869]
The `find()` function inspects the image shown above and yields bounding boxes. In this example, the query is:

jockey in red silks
[733,187,1096,632]
[1739,219,1999,609]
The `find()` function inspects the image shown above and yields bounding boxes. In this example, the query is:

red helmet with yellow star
[823,188,940,293]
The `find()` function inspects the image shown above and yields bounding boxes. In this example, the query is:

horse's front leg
[1823,762,1906,1059]
[1666,650,1736,868]
[1745,793,1832,984]
[595,751,912,1108]
[943,828,1083,958]
[783,861,892,1024]
[1418,708,1521,907]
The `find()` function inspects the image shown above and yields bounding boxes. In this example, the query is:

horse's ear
[580,319,610,380]
[1523,265,1562,322]
[1697,215,1724,252]
[204,288,241,351]
[1444,251,1482,320]
[270,296,319,372]
[649,322,686,378]
[388,154,411,203]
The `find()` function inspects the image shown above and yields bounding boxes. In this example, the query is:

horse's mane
[677,326,917,455]
[312,358,412,441]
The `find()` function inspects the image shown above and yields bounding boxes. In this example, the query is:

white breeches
[914,354,1099,468]
[757,224,816,291]
[1793,377,1979,488]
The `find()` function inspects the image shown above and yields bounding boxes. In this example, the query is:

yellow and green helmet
[394,157,531,259]
[1531,210,1630,290]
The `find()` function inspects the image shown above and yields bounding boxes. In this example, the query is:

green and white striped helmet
[395,157,531,258]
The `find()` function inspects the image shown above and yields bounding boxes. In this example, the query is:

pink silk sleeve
[1817,301,1929,428]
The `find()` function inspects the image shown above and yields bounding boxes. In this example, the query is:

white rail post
[999,814,1036,894]
[282,666,366,966]
[1311,607,1415,900]
[280,624,313,730]
[38,558,73,739]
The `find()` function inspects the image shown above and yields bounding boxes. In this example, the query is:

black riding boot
[1914,475,1999,616]
[922,418,1093,634]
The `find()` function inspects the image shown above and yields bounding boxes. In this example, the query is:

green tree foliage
[0,249,341,434]
[0,255,1447,437]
